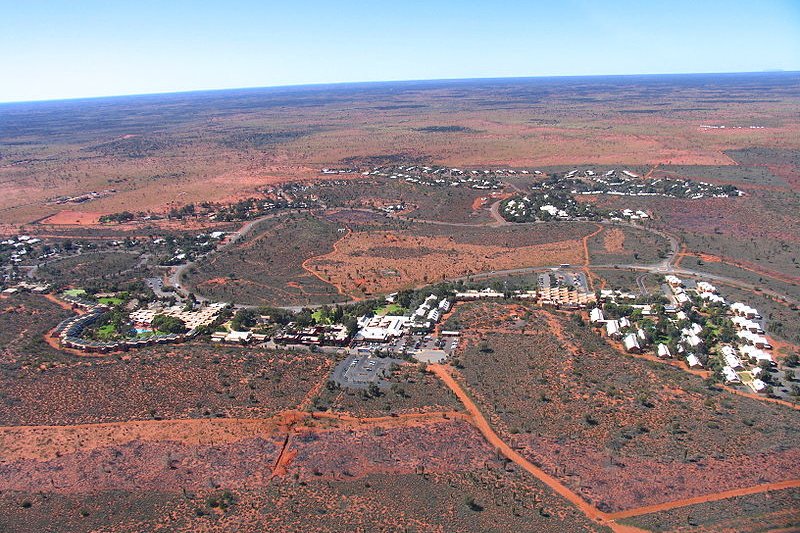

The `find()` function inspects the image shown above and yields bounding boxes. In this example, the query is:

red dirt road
[428,362,800,530]
[606,479,800,521]
[427,364,608,524]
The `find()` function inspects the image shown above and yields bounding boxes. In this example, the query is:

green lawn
[62,289,86,297]
[96,324,117,340]
[375,303,406,316]
[311,309,332,324]
[97,297,124,306]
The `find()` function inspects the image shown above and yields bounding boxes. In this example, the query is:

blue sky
[1,0,798,102]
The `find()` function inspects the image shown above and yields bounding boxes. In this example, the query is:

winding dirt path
[4,394,798,529]
[300,226,356,300]
[427,362,800,530]
[582,223,604,267]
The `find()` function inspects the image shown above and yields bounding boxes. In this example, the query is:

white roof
[696,281,717,293]
[225,330,252,342]
[686,354,702,367]
[683,333,703,348]
[623,333,641,351]
[722,366,740,383]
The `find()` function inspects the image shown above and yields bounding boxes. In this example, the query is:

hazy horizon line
[2,69,796,106]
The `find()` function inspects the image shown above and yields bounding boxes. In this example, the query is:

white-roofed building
[731,302,760,319]
[722,366,741,383]
[356,315,410,342]
[623,333,642,353]
[686,354,702,368]
[224,330,253,344]
[736,330,771,349]
[665,275,683,287]
[695,281,717,293]
[605,320,621,339]
[721,346,742,369]
[699,292,726,304]
[683,333,704,349]
[739,344,774,364]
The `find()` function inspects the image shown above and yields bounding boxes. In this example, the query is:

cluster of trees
[99,211,135,223]
[500,192,605,223]
[167,204,196,219]
[151,314,187,334]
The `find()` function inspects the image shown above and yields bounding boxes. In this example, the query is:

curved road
[168,203,797,310]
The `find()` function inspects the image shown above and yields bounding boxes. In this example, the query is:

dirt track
[427,362,800,530]
[300,226,354,299]
[606,479,800,521]
[2,390,798,530]
[427,364,608,523]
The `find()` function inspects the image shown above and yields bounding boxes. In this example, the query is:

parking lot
[330,354,404,389]
[350,332,459,363]
[539,270,589,291]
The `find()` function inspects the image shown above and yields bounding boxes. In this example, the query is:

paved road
[168,210,305,302]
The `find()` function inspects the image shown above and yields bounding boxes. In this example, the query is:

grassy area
[375,303,406,316]
[95,324,117,340]
[62,289,86,297]
[97,297,124,306]
[311,309,332,324]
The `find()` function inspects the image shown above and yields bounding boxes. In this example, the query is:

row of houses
[656,276,774,392]
[455,284,596,309]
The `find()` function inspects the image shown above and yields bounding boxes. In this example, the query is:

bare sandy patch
[39,211,104,225]
[602,228,626,254]
[306,230,584,296]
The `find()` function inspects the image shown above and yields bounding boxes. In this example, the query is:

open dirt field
[38,210,105,225]
[618,487,800,532]
[0,469,609,533]
[586,225,670,266]
[0,292,74,364]
[36,251,144,287]
[316,363,464,417]
[306,226,587,297]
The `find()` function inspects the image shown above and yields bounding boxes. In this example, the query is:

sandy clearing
[306,230,584,297]
[38,211,105,225]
